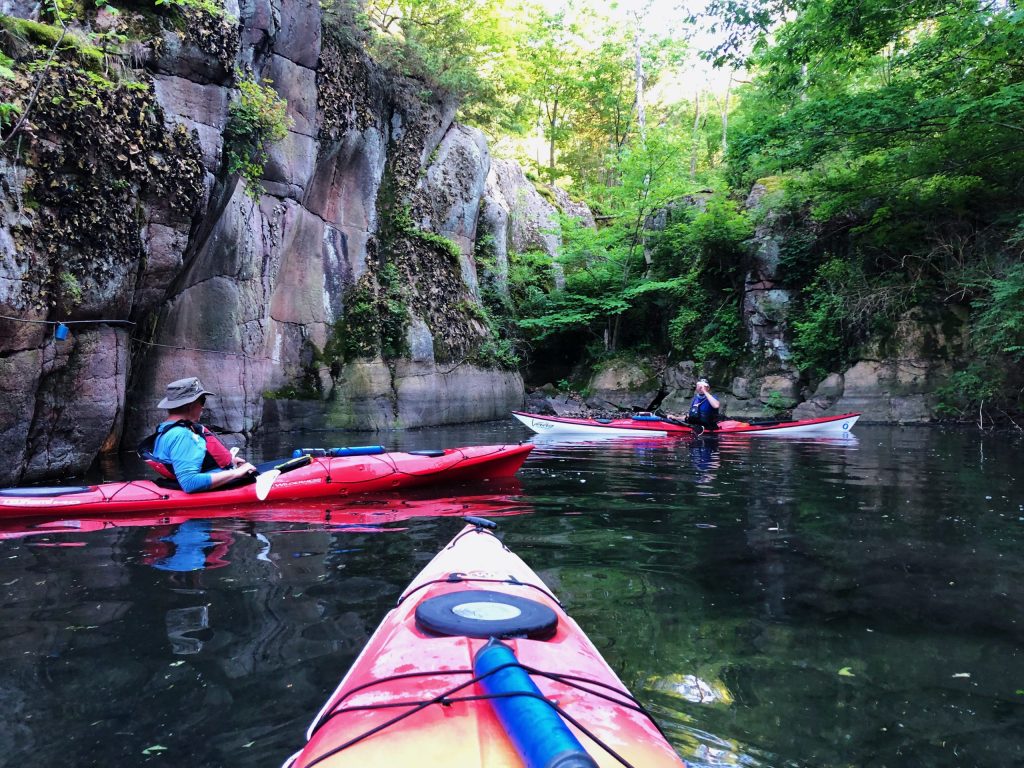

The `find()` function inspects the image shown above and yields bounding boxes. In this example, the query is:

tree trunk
[690,90,700,179]
[633,14,646,141]
[548,100,558,183]
[721,70,732,158]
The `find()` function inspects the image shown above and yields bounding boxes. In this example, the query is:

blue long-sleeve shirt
[152,421,224,493]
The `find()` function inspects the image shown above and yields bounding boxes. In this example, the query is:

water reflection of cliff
[721,429,1024,639]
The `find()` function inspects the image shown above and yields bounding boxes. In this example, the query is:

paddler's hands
[207,461,259,490]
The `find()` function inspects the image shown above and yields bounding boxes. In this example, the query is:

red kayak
[0,444,533,519]
[513,410,860,437]
[285,519,685,768]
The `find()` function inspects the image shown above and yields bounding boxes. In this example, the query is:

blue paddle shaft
[474,641,597,768]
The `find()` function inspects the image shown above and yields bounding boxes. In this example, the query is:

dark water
[1,423,1022,768]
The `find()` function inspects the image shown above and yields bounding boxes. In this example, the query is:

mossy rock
[0,16,105,69]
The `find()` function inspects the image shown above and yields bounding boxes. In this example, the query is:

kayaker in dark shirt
[685,378,720,430]
[139,376,256,492]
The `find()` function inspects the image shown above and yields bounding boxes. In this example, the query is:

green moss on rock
[4,59,204,314]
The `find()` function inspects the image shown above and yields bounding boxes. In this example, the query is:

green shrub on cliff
[789,258,860,379]
[0,49,18,129]
[155,0,233,21]
[973,262,1024,363]
[354,0,506,102]
[224,73,292,199]
[934,365,1006,421]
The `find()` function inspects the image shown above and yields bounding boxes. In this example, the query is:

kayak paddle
[255,454,312,501]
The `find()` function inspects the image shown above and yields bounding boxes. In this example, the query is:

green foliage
[517,3,688,186]
[414,229,461,266]
[933,364,1006,420]
[0,100,18,130]
[726,0,1024,279]
[263,375,320,401]
[972,263,1024,362]
[653,197,752,289]
[354,0,514,117]
[0,15,106,70]
[545,128,694,346]
[224,73,292,199]
[762,390,789,416]
[155,0,232,21]
[667,305,700,351]
[472,235,526,369]
[789,258,856,379]
[328,279,379,362]
[0,50,17,80]
[512,123,755,374]
[58,270,82,306]
[507,249,555,310]
[325,265,410,364]
[705,0,1024,419]
[692,302,743,368]
[377,261,409,359]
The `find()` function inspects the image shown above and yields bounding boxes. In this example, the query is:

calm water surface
[0,423,1022,768]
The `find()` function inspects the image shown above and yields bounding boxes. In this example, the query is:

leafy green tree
[725,0,1024,267]
[358,0,517,115]
[515,6,588,182]
[518,126,698,353]
[714,0,1023,406]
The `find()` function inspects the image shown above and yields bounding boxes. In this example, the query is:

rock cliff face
[480,159,573,292]
[0,3,540,484]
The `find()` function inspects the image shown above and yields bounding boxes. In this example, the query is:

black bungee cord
[300,659,665,768]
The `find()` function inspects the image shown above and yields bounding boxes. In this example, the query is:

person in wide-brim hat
[139,376,256,493]
[157,376,217,409]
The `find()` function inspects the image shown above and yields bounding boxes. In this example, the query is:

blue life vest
[688,394,719,428]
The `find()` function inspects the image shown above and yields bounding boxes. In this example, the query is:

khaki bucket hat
[157,376,217,409]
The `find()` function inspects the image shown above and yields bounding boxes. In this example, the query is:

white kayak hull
[512,411,860,437]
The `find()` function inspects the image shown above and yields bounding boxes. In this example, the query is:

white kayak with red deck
[284,519,685,768]
[512,410,860,437]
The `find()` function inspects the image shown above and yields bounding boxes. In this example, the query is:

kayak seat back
[415,589,558,640]
[631,413,663,422]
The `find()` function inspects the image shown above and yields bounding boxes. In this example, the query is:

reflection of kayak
[0,490,529,542]
[513,410,860,437]
[285,519,684,768]
[0,444,533,519]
